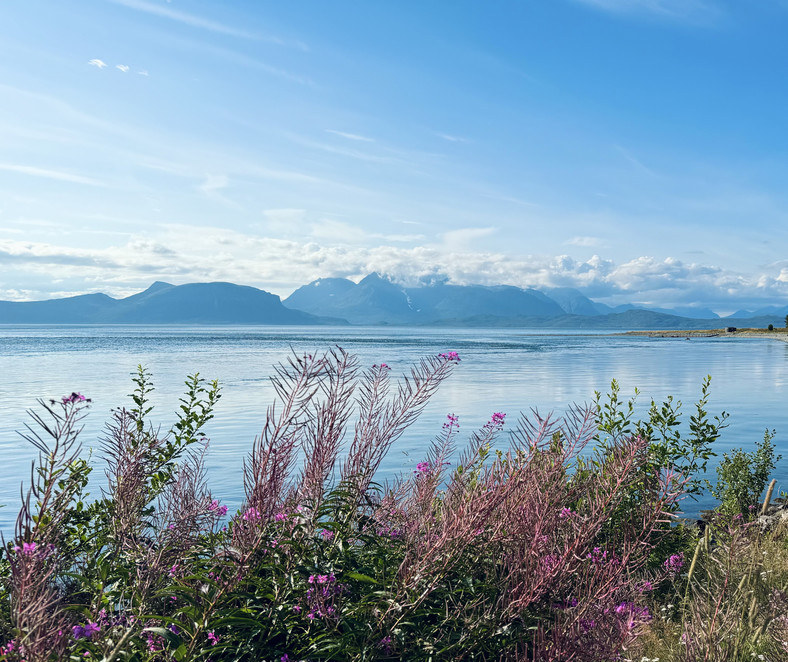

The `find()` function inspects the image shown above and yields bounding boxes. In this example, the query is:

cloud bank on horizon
[1,0,788,314]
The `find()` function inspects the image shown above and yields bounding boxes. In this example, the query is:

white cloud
[326,130,375,143]
[0,164,103,186]
[138,70,149,76]
[88,59,107,68]
[116,64,130,72]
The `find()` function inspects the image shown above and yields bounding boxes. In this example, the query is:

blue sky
[2,0,788,313]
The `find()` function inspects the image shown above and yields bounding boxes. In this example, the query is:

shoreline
[617,328,788,342]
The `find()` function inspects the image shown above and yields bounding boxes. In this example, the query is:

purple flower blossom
[587,547,619,566]
[207,630,219,646]
[488,412,506,428]
[208,500,229,516]
[442,413,460,432]
[415,461,431,474]
[72,621,100,640]
[438,351,461,362]
[664,553,684,574]
[62,392,88,405]
[242,507,262,522]
[14,541,37,556]
[378,636,394,654]
[558,507,574,519]
[302,571,344,620]
[320,529,334,541]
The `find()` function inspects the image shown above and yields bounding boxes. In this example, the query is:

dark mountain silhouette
[542,287,609,315]
[284,274,564,323]
[285,274,414,324]
[0,282,342,325]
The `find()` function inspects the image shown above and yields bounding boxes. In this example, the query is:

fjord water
[1,325,787,530]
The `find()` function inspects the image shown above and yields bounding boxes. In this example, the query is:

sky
[2,0,788,313]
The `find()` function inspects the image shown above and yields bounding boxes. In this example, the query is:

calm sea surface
[1,325,787,529]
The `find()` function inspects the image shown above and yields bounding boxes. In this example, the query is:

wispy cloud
[567,236,603,247]
[326,130,375,142]
[0,164,103,186]
[188,41,314,85]
[109,0,257,39]
[441,227,497,250]
[138,69,149,76]
[571,0,722,24]
[614,144,657,176]
[88,58,107,68]
[116,64,130,72]
[198,174,229,195]
[437,133,467,143]
[288,133,389,163]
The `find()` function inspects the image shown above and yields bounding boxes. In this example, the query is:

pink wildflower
[62,392,88,404]
[242,507,262,522]
[438,351,461,362]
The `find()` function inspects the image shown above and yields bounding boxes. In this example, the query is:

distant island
[1,274,786,329]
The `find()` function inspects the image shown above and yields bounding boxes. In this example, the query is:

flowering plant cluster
[0,351,785,661]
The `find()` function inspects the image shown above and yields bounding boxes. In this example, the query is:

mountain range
[0,275,785,329]
[0,281,339,325]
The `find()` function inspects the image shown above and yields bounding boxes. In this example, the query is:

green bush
[709,429,782,516]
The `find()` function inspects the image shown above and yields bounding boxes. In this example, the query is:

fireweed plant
[0,349,784,661]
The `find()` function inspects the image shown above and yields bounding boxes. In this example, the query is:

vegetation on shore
[0,349,786,661]
[622,327,788,339]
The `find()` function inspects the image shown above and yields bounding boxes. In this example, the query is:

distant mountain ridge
[1,276,785,328]
[282,274,773,327]
[283,273,565,324]
[0,281,341,325]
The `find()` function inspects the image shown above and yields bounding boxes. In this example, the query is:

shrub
[768,323,774,331]
[709,429,782,516]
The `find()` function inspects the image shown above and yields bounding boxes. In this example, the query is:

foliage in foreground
[0,349,785,661]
